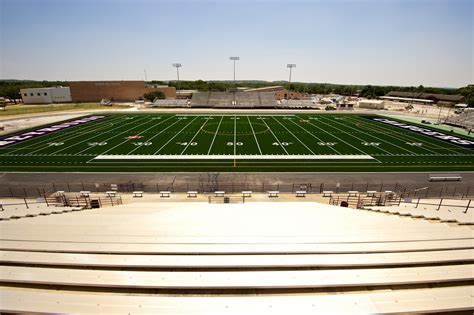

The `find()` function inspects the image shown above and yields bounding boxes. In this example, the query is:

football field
[1,113,473,172]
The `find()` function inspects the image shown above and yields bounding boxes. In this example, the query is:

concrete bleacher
[190,91,277,108]
[0,201,472,313]
[363,198,473,224]
[0,203,83,220]
[445,111,474,130]
[151,99,189,108]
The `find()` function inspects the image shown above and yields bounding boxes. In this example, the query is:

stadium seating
[363,198,473,224]
[190,91,277,108]
[151,99,190,108]
[0,201,472,313]
[445,111,474,130]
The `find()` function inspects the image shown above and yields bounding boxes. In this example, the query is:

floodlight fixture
[172,63,182,97]
[229,57,240,83]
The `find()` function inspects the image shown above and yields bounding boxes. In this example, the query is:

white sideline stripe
[94,154,375,160]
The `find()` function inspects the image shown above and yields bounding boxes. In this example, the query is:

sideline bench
[322,191,333,197]
[214,191,225,197]
[348,191,359,197]
[429,175,462,182]
[268,191,279,198]
[80,191,90,197]
[159,191,170,198]
[133,191,143,198]
[366,191,377,197]
[242,191,252,198]
[187,191,198,198]
[295,190,307,197]
[105,191,116,197]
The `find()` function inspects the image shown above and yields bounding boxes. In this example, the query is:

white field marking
[297,116,367,155]
[344,116,441,155]
[207,116,224,155]
[180,117,210,154]
[334,116,418,155]
[279,116,342,155]
[8,115,125,156]
[153,116,200,154]
[319,116,394,155]
[99,115,176,156]
[73,115,162,155]
[175,114,296,117]
[43,115,150,155]
[271,116,318,155]
[259,115,289,155]
[25,115,128,156]
[247,116,262,154]
[349,116,461,155]
[73,115,156,155]
[124,116,183,155]
[234,115,237,156]
[94,154,375,160]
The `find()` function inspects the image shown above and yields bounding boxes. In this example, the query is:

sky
[0,0,472,87]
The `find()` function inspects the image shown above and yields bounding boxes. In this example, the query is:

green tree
[143,91,165,101]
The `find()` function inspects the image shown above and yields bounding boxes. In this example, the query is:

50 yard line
[247,116,262,154]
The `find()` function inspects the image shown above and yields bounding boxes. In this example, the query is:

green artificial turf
[1,113,473,172]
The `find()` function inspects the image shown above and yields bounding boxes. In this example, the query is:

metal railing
[208,196,245,204]
[0,181,471,199]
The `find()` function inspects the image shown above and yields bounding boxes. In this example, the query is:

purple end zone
[362,116,474,150]
[0,115,108,148]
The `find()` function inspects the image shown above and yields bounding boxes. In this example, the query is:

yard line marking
[24,115,130,156]
[99,115,176,155]
[259,115,289,155]
[280,116,342,154]
[4,115,125,155]
[79,115,171,154]
[271,116,318,155]
[233,115,237,156]
[51,115,155,155]
[207,116,224,155]
[122,116,181,155]
[320,116,395,155]
[180,117,210,155]
[354,116,462,155]
[247,116,262,155]
[347,118,428,155]
[298,115,367,155]
[153,116,200,154]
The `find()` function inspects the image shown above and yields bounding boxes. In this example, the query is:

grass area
[0,103,124,116]
[0,113,473,172]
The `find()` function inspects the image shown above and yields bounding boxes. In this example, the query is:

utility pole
[172,63,182,98]
[286,64,296,99]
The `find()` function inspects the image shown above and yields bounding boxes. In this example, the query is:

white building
[20,87,71,104]
[358,99,385,109]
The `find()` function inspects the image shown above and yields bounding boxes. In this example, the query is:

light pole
[287,64,296,99]
[229,57,240,85]
[172,63,182,98]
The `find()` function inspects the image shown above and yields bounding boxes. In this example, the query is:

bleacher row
[0,201,472,313]
[362,198,473,224]
[151,99,190,107]
[445,111,474,130]
[189,91,277,108]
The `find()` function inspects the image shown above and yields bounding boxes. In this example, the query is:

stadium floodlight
[172,63,182,98]
[286,64,296,99]
[229,57,240,84]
